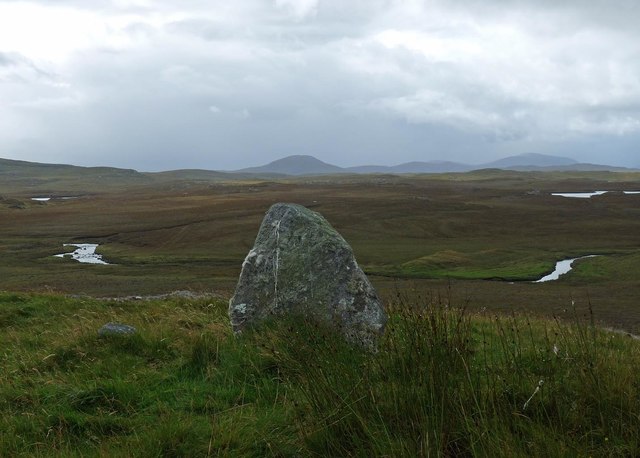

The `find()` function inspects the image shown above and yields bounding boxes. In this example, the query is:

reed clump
[265,292,640,456]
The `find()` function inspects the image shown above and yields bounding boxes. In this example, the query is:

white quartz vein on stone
[273,219,282,309]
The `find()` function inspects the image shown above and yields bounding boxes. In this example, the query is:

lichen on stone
[228,203,387,347]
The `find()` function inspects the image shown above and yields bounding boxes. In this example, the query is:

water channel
[55,243,109,265]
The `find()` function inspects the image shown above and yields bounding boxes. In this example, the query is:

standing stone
[229,203,387,347]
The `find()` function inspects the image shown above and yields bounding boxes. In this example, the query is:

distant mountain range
[0,154,635,193]
[235,153,633,176]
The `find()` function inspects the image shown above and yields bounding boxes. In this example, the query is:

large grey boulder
[229,203,387,347]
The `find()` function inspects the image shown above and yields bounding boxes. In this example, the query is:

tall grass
[1,291,639,456]
[265,293,640,456]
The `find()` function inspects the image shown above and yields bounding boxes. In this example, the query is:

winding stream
[534,255,599,283]
[552,191,640,198]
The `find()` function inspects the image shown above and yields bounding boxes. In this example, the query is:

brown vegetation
[1,169,640,332]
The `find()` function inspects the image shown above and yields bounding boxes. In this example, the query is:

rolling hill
[482,152,577,169]
[232,153,631,176]
[1,153,635,194]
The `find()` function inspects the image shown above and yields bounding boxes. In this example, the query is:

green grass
[367,248,558,280]
[0,292,299,456]
[2,291,640,456]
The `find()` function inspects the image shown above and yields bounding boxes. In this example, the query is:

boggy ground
[1,170,640,333]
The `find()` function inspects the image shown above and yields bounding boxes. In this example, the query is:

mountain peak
[236,155,344,176]
[268,155,330,165]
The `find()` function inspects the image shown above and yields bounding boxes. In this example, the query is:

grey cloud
[0,52,17,66]
[0,52,55,83]
[164,19,238,41]
[0,51,33,68]
[1,0,640,169]
[446,0,640,30]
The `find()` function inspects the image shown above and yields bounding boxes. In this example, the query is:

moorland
[1,159,640,333]
[2,158,640,456]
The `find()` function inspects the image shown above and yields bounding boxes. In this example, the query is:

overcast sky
[1,0,639,171]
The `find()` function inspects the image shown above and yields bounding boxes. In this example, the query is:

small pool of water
[534,255,599,283]
[551,191,640,198]
[31,196,79,202]
[55,243,109,265]
[551,191,607,198]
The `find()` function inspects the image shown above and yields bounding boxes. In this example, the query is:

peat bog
[1,169,640,333]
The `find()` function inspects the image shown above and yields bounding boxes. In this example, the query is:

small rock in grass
[98,322,137,337]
